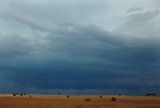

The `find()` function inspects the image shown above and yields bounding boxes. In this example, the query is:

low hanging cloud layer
[0,0,160,94]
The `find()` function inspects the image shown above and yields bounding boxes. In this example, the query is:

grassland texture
[0,95,160,108]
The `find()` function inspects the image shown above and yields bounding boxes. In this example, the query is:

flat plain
[0,94,160,108]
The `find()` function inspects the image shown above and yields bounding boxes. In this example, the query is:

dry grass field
[0,94,160,108]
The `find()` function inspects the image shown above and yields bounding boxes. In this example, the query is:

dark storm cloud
[0,0,160,94]
[0,24,159,91]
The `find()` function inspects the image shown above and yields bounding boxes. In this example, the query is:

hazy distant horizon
[1,87,160,96]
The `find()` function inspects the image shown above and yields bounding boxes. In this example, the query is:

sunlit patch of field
[0,94,160,108]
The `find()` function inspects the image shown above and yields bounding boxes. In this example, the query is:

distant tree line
[145,93,156,96]
[13,93,26,96]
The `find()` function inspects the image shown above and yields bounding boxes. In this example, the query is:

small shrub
[67,95,69,99]
[85,98,91,101]
[20,93,23,96]
[111,97,116,102]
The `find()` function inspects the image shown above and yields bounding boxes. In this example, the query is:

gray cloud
[127,7,143,13]
[0,9,52,32]
[0,34,33,58]
[127,10,159,21]
[115,9,159,38]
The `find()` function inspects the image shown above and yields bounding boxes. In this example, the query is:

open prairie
[0,94,160,108]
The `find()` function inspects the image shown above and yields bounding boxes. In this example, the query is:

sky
[0,0,160,94]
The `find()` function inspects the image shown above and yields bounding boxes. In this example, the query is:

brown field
[0,94,160,108]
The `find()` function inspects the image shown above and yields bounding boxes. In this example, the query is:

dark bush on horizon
[119,94,122,96]
[145,93,156,96]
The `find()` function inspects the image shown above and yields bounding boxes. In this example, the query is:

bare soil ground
[0,94,160,108]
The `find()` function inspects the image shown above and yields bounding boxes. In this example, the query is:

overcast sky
[0,0,160,94]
